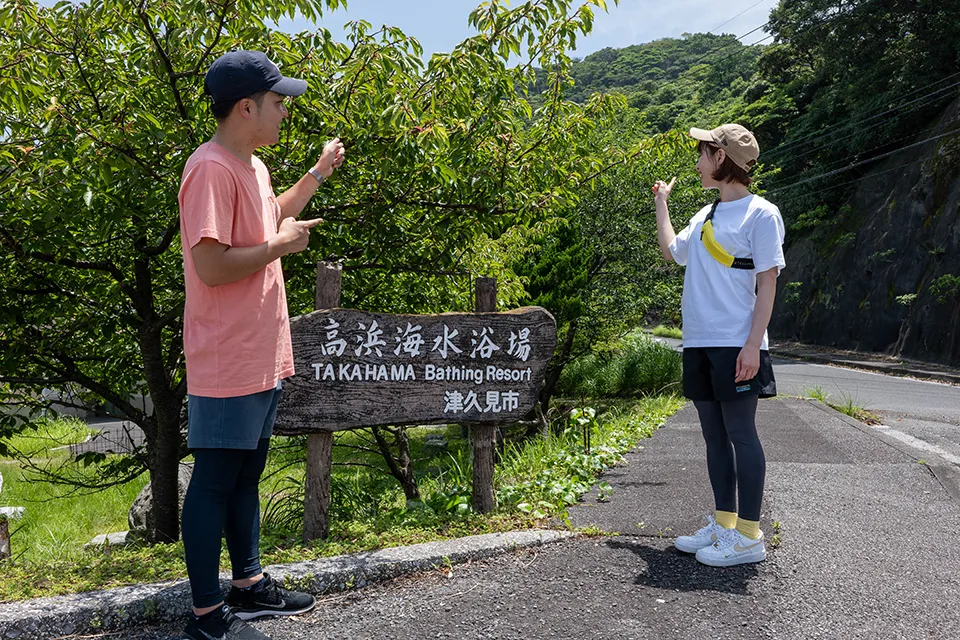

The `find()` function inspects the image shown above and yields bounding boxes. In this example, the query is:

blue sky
[276,0,777,60]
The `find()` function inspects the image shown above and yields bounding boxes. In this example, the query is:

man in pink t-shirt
[178,50,345,640]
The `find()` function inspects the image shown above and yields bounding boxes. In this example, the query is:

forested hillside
[548,0,960,363]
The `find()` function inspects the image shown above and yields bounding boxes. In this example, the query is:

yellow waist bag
[700,200,755,270]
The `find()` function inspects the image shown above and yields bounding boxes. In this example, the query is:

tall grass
[557,331,682,398]
[496,396,683,517]
[803,386,881,424]
[651,324,683,340]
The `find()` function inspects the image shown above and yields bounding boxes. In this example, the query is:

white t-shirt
[669,194,786,350]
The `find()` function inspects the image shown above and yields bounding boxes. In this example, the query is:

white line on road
[873,424,960,465]
[786,361,958,388]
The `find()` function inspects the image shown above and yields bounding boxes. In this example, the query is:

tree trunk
[140,314,187,544]
[539,318,579,417]
[145,412,183,543]
[371,427,420,501]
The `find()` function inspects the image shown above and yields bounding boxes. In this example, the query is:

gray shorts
[187,380,283,450]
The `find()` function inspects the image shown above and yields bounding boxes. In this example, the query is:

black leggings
[181,438,270,609]
[693,396,765,521]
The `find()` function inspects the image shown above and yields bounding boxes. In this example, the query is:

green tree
[0,0,624,543]
[517,127,708,413]
[758,0,960,218]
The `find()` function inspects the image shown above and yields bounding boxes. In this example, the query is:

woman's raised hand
[652,177,676,204]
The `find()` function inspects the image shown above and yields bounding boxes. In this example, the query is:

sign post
[302,262,341,542]
[472,277,497,513]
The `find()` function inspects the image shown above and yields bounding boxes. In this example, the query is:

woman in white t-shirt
[652,124,785,567]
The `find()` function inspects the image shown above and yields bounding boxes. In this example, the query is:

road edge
[0,529,575,640]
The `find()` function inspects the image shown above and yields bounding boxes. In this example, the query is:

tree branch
[30,350,146,425]
[137,4,188,119]
[135,218,180,256]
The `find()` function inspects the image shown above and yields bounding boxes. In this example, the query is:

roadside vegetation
[0,335,682,602]
[803,386,883,424]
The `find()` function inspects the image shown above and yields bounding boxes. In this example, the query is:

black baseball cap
[204,50,308,105]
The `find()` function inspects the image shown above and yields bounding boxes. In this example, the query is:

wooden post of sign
[303,262,341,542]
[472,277,498,513]
[0,516,10,561]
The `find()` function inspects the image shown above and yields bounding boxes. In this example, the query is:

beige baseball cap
[689,124,760,171]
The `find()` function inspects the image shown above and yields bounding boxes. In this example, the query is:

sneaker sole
[695,549,766,567]
[232,600,316,621]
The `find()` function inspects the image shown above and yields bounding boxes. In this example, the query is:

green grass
[2,416,95,457]
[0,463,149,564]
[557,330,682,398]
[651,324,683,340]
[0,417,149,566]
[803,386,882,424]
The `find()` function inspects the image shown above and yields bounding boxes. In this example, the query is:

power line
[799,110,960,179]
[766,83,960,164]
[766,126,960,195]
[690,0,889,68]
[763,71,960,159]
[744,34,774,47]
[708,0,775,34]
[773,154,929,210]
[686,23,770,68]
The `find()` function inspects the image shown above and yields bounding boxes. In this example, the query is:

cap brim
[689,128,715,142]
[270,76,308,97]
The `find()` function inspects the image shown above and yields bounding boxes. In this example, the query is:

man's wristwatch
[307,167,326,184]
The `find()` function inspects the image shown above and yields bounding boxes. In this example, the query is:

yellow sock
[736,518,762,540]
[715,510,737,529]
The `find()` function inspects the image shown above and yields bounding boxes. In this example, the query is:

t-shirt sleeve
[669,217,699,266]
[750,206,787,274]
[180,160,236,249]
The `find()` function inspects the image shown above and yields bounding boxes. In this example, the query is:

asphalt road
[653,336,960,465]
[774,357,960,464]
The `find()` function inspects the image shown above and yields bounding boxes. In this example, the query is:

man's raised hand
[276,217,322,255]
[315,138,346,178]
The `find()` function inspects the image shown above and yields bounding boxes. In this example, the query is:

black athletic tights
[693,396,765,521]
[181,438,270,609]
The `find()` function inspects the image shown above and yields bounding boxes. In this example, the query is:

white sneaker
[695,527,766,567]
[674,515,727,553]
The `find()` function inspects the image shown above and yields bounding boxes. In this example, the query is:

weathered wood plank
[274,306,557,435]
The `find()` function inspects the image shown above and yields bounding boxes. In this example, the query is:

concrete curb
[771,348,960,385]
[0,529,575,640]
[804,398,960,504]
[646,331,960,385]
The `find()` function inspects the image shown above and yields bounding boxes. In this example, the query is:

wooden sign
[274,306,556,434]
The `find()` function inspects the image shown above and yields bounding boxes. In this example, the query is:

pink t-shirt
[178,142,295,398]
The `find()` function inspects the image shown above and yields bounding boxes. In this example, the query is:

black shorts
[682,347,777,402]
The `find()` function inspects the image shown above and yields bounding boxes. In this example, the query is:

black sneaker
[225,573,316,621]
[182,604,272,640]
